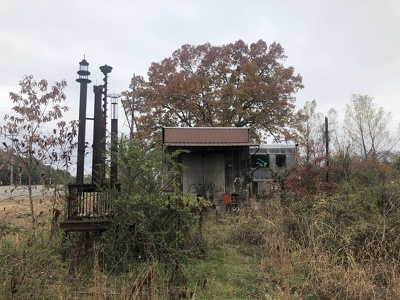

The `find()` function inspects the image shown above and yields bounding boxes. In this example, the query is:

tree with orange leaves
[122,39,303,145]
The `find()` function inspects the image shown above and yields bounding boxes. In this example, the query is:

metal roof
[162,127,257,146]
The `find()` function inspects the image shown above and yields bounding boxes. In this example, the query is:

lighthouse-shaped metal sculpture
[75,59,91,185]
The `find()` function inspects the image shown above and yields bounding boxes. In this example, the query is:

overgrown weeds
[225,182,400,299]
[2,162,400,298]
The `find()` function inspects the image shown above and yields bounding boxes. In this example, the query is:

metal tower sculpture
[75,59,117,186]
[75,59,91,185]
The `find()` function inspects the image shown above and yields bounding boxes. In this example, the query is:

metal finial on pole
[99,65,113,123]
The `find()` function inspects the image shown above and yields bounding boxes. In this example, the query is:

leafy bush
[101,139,210,268]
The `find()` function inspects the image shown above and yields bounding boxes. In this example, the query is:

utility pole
[325,116,329,183]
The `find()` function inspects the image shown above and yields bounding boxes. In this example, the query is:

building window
[251,154,269,168]
[276,154,286,168]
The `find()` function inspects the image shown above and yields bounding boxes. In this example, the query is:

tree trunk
[28,173,36,233]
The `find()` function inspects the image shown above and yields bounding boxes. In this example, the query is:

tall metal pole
[130,74,136,139]
[99,65,112,185]
[109,94,120,186]
[92,85,105,185]
[76,59,91,185]
[325,116,329,183]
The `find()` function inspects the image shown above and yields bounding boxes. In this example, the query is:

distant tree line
[0,150,72,185]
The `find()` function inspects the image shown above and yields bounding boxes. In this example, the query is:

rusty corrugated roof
[163,127,257,146]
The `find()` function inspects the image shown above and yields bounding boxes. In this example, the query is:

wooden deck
[59,219,111,232]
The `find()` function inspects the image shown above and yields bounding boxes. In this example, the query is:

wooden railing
[66,184,117,220]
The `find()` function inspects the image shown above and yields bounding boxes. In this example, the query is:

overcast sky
[1,0,400,137]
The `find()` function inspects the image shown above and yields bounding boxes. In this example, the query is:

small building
[250,144,297,195]
[163,127,257,206]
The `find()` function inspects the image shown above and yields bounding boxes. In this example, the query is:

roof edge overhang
[162,127,254,146]
[164,142,258,147]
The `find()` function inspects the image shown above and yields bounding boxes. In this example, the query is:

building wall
[165,147,249,204]
[166,144,295,198]
[182,153,225,201]
[250,145,297,196]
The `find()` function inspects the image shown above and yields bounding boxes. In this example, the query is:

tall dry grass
[2,186,400,299]
[229,192,400,300]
